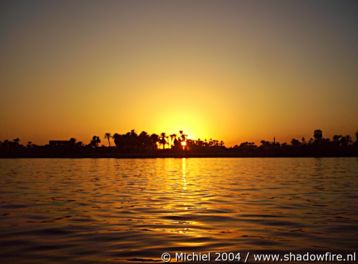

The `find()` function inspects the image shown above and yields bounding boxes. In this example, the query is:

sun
[154,109,210,140]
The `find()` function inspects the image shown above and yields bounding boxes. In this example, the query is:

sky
[0,0,357,146]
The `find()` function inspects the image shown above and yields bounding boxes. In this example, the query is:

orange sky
[0,1,357,146]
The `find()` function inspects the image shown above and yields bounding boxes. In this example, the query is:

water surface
[0,158,357,263]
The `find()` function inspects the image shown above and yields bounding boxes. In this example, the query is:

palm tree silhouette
[170,134,177,148]
[179,130,187,142]
[160,132,167,149]
[104,133,111,147]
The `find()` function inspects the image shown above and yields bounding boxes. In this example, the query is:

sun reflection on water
[182,158,187,192]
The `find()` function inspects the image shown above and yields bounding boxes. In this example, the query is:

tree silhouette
[90,136,101,148]
[69,138,76,145]
[150,133,159,150]
[313,129,323,143]
[160,132,167,149]
[112,133,120,148]
[1,129,357,157]
[170,134,177,148]
[179,130,187,145]
[104,133,111,147]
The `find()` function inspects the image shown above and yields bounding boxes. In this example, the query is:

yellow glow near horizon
[154,109,211,140]
[0,1,357,146]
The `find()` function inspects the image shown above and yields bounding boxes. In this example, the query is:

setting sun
[154,108,212,141]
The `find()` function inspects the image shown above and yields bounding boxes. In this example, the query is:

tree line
[0,129,357,157]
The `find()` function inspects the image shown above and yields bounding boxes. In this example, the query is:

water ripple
[0,158,357,263]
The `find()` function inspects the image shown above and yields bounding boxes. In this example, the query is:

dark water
[0,158,357,263]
